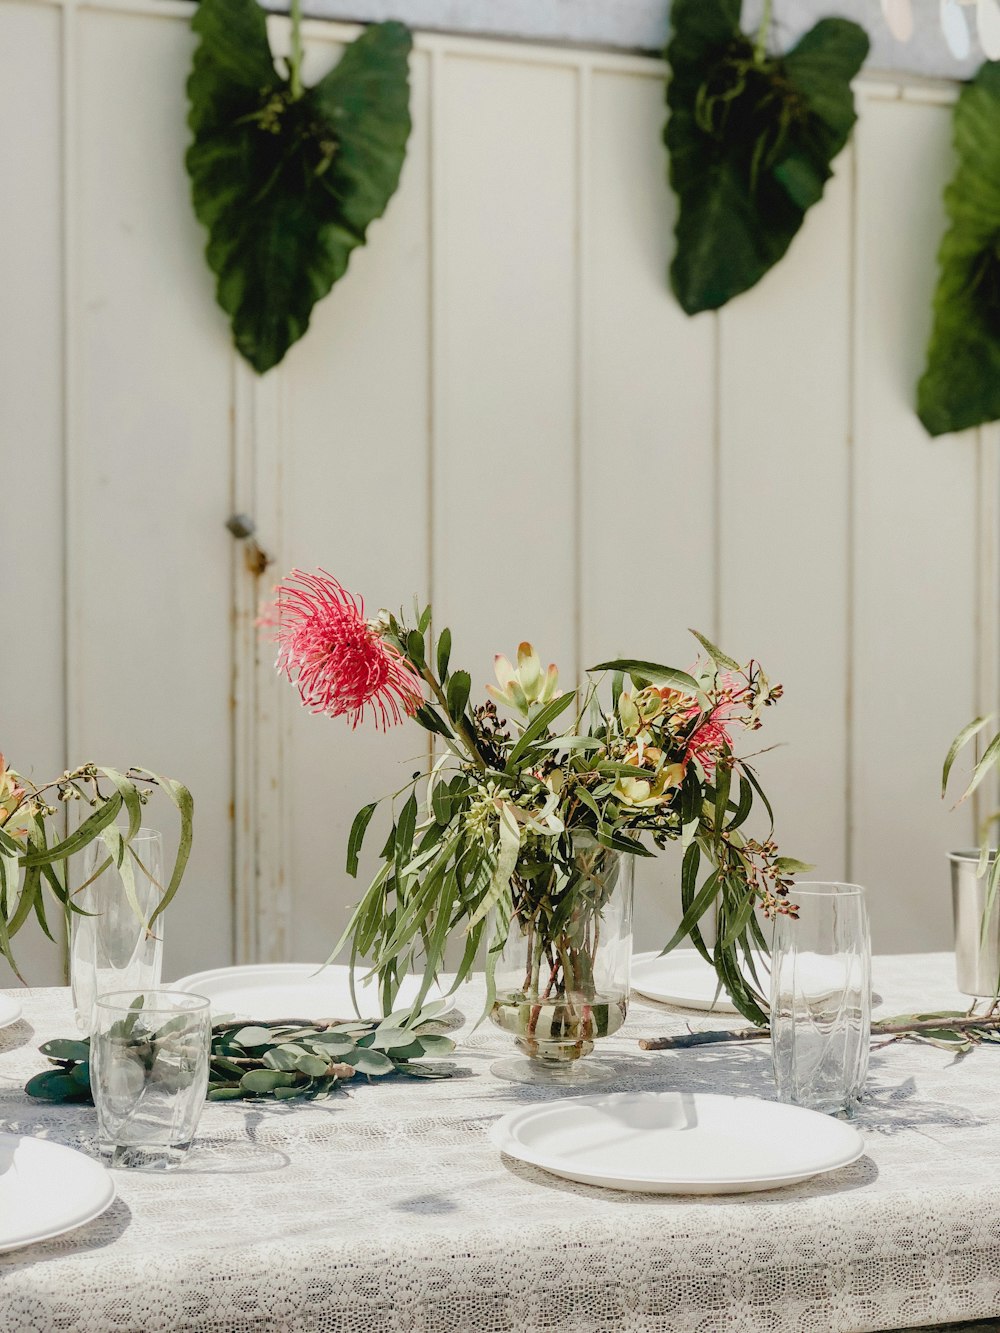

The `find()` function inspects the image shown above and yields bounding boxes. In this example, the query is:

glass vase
[71,828,165,1034]
[770,882,871,1117]
[489,845,634,1086]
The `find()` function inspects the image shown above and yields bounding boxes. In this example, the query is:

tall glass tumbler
[770,883,871,1116]
[91,990,211,1170]
[71,828,165,1033]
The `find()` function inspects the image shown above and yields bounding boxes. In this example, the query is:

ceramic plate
[0,993,22,1029]
[492,1090,864,1195]
[631,950,752,1013]
[0,1134,115,1251]
[171,962,455,1022]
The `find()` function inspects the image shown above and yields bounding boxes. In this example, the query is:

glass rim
[94,988,210,1014]
[788,881,866,898]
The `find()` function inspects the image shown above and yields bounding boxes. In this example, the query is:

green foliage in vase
[0,758,193,982]
[186,0,412,373]
[918,62,1000,437]
[265,571,809,1027]
[665,0,868,314]
[943,713,1000,926]
[26,1002,456,1104]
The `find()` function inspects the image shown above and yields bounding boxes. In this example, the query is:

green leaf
[414,705,454,739]
[240,1068,300,1093]
[346,801,378,878]
[588,660,701,695]
[505,691,578,771]
[187,2,412,373]
[918,64,1000,436]
[25,1070,93,1104]
[957,730,1000,806]
[436,627,452,681]
[446,671,472,723]
[665,0,868,313]
[688,629,740,671]
[40,1038,91,1062]
[773,857,814,875]
[343,1047,395,1076]
[232,1025,274,1048]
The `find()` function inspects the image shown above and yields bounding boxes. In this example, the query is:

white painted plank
[73,9,234,979]
[718,154,854,888]
[279,41,432,963]
[582,67,717,952]
[852,95,980,952]
[432,53,579,698]
[0,2,65,986]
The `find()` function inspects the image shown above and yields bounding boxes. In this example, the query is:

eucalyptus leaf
[665,0,868,313]
[918,63,1000,436]
[187,0,412,373]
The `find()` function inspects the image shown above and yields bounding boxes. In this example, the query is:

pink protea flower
[263,569,424,730]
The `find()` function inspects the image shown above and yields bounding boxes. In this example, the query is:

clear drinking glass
[71,828,165,1033]
[91,990,211,1170]
[770,882,871,1116]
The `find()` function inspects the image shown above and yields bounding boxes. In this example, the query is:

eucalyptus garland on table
[0,757,193,981]
[186,0,412,374]
[918,61,1000,437]
[665,0,868,314]
[26,1004,456,1105]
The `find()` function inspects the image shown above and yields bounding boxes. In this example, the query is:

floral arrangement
[943,713,1000,914]
[265,570,806,1027]
[0,757,193,980]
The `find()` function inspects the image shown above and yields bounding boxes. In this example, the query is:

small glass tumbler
[770,883,871,1117]
[91,990,211,1170]
[71,828,165,1034]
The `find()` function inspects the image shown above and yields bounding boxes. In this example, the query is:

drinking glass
[71,828,164,1033]
[91,990,211,1170]
[770,882,871,1116]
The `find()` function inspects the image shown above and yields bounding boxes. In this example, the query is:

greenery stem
[419,665,487,771]
[289,0,304,100]
[638,1012,1000,1051]
[753,0,773,65]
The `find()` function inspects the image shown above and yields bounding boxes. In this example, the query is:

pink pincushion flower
[263,569,424,730]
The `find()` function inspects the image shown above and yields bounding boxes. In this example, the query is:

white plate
[492,1091,864,1195]
[631,950,750,1013]
[0,993,22,1029]
[0,1134,115,1251]
[171,963,455,1022]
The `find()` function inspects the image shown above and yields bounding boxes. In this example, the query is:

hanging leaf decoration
[665,0,868,315]
[186,0,412,374]
[918,62,1000,438]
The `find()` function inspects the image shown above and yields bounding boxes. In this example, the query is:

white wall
[0,1,996,987]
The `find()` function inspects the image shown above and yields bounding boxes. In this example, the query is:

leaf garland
[665,0,868,314]
[26,1005,456,1105]
[186,0,412,374]
[918,62,1000,437]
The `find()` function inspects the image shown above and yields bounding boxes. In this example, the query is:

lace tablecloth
[2,954,1000,1333]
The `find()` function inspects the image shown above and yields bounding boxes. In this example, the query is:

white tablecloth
[2,954,1000,1333]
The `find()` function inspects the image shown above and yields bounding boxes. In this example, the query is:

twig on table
[638,1013,1000,1051]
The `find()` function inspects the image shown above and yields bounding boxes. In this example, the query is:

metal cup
[949,850,1000,996]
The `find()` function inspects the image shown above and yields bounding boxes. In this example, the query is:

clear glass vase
[489,846,634,1086]
[770,882,871,1117]
[71,828,165,1034]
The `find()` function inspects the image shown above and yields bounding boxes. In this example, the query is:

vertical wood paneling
[852,95,980,951]
[73,8,234,978]
[0,2,65,985]
[719,157,854,886]
[280,40,433,963]
[432,54,579,694]
[583,67,717,950]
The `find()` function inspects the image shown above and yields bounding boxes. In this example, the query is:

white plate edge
[0,1137,116,1253]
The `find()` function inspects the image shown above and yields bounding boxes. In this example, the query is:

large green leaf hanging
[186,0,412,374]
[665,0,868,315]
[918,63,1000,438]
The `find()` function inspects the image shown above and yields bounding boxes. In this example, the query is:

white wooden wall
[1,0,996,987]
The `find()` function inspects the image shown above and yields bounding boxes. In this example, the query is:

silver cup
[949,850,1000,996]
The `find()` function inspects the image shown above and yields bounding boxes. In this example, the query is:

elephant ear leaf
[918,62,1000,438]
[665,0,868,315]
[186,0,412,374]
